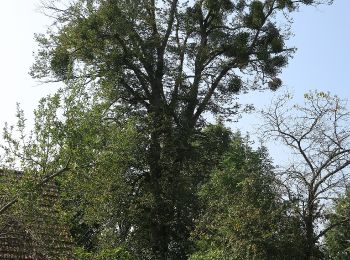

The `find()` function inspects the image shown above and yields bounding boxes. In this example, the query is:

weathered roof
[0,169,74,259]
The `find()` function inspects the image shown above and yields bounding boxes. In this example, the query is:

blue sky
[231,0,350,161]
[235,0,350,117]
[0,1,60,126]
[0,0,349,162]
[283,0,350,96]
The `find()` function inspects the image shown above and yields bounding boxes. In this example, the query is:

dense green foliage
[29,1,331,257]
[32,0,314,257]
[4,0,350,260]
[325,189,350,259]
[190,135,305,259]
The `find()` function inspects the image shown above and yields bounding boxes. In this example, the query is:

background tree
[0,86,141,257]
[0,96,74,258]
[262,91,350,259]
[30,0,331,258]
[324,188,350,259]
[190,134,305,260]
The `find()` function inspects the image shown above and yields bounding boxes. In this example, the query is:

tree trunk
[147,119,195,259]
[305,216,314,259]
[146,76,197,258]
[305,192,316,260]
[148,124,169,259]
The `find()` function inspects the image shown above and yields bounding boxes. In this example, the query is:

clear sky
[230,0,350,161]
[0,0,349,161]
[0,1,60,126]
[235,0,350,125]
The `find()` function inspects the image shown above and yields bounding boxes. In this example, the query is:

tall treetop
[32,0,330,124]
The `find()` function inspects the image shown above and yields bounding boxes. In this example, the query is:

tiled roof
[0,169,74,259]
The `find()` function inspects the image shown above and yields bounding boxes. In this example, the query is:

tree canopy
[325,188,350,259]
[1,0,345,259]
[190,134,306,259]
[29,1,331,256]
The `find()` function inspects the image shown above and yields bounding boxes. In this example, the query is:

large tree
[31,0,331,258]
[262,91,350,259]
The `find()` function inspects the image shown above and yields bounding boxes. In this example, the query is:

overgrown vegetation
[3,1,350,259]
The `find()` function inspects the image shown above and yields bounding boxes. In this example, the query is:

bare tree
[262,91,350,259]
